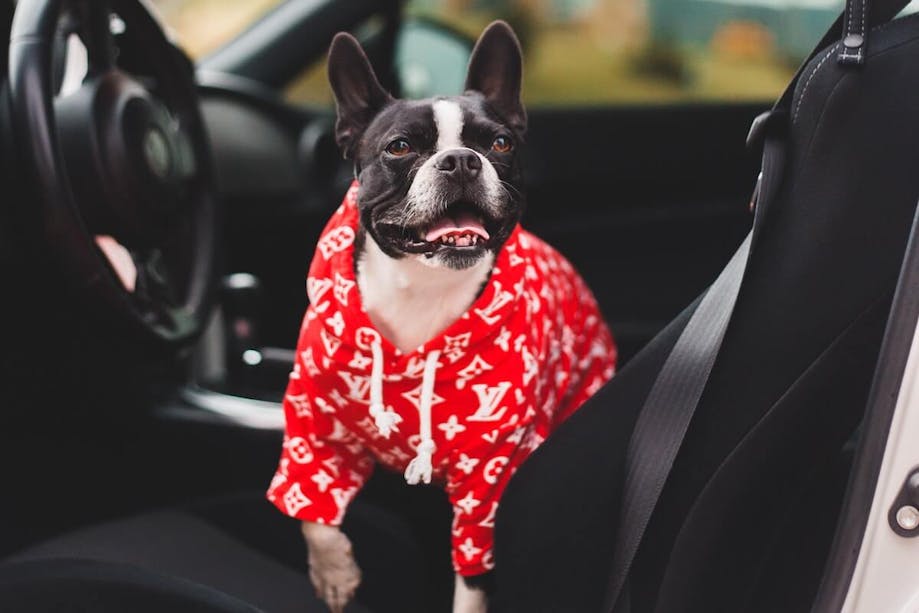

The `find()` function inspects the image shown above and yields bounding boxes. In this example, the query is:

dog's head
[328,21,526,270]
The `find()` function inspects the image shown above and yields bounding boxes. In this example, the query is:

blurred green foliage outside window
[407,0,842,104]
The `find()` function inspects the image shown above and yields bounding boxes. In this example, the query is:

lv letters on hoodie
[268,183,617,576]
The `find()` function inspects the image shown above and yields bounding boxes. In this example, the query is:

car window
[280,0,848,107]
[150,0,919,107]
[147,0,286,59]
[405,0,844,106]
[283,16,389,107]
[285,59,334,107]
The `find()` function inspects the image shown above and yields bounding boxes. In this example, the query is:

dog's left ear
[327,32,394,159]
[465,21,526,134]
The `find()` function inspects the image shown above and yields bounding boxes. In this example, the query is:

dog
[267,21,617,613]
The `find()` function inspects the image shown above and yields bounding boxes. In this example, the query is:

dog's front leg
[453,573,488,613]
[301,521,362,613]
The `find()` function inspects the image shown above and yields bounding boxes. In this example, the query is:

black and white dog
[302,22,526,613]
[281,19,614,613]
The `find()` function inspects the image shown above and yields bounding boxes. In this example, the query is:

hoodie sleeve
[447,431,530,577]
[266,317,375,526]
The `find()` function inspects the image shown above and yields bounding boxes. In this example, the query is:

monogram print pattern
[268,183,617,577]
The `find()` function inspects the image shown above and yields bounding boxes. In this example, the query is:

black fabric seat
[493,11,919,613]
[0,558,260,613]
[2,511,312,613]
[0,491,444,613]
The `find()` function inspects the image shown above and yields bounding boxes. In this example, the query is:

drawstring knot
[368,341,402,438]
[369,402,401,438]
[405,440,436,485]
[404,350,441,485]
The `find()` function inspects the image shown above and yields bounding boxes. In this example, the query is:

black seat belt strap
[604,132,785,612]
[606,230,750,612]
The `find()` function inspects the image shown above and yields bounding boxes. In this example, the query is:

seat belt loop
[839,0,868,65]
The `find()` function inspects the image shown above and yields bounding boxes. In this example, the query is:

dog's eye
[385,139,412,156]
[492,136,513,153]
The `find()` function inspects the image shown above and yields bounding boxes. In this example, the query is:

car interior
[1,0,918,611]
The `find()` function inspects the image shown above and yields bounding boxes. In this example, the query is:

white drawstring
[367,341,440,484]
[368,341,402,438]
[404,350,441,485]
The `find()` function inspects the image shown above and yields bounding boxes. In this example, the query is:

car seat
[493,2,919,612]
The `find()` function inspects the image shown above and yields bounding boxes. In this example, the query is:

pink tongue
[424,213,490,242]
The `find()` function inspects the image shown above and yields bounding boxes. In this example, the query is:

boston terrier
[267,21,616,613]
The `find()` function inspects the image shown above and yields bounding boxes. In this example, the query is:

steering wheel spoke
[77,0,117,74]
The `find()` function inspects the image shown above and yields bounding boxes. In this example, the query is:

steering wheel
[8,0,218,346]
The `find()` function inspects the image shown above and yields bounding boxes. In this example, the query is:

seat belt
[603,138,776,613]
[602,0,911,609]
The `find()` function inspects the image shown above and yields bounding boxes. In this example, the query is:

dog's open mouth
[377,202,504,256]
[422,211,490,247]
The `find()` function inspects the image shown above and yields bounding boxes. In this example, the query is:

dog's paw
[453,573,488,613]
[302,522,362,613]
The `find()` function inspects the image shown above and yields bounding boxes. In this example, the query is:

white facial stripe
[398,99,506,239]
[432,100,464,151]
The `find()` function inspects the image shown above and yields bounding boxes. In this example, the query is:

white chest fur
[356,236,494,354]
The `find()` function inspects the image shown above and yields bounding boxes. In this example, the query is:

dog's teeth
[432,233,487,247]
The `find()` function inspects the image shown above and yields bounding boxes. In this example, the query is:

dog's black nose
[435,150,481,180]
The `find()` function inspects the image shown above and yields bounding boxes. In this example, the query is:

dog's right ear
[327,33,393,159]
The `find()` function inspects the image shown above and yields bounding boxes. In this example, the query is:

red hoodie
[268,183,616,576]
